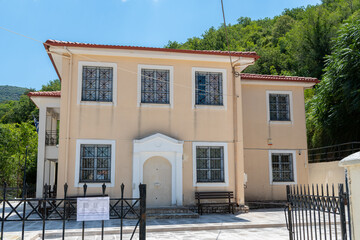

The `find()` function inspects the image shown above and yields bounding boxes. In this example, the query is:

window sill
[193,105,226,110]
[75,182,114,188]
[138,103,172,108]
[268,120,293,125]
[194,182,228,187]
[79,101,116,106]
[270,181,296,185]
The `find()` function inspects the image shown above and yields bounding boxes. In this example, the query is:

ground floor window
[80,144,111,183]
[269,150,296,184]
[75,139,116,187]
[193,142,228,186]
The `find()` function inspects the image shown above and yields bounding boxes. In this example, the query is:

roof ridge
[240,73,319,83]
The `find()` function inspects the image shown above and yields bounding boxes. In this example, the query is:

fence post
[338,184,347,240]
[1,182,6,240]
[286,185,293,240]
[139,184,146,240]
[339,151,360,240]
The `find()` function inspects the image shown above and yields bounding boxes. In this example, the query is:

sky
[0,0,321,90]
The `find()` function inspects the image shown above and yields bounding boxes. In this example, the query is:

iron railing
[308,142,360,163]
[0,182,146,240]
[285,184,351,240]
[45,130,59,146]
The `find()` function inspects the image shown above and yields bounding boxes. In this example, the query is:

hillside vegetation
[166,0,360,148]
[0,85,28,103]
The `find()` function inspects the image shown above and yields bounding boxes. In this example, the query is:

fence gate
[0,182,146,240]
[285,184,351,240]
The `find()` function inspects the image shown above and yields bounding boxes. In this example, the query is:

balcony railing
[308,141,360,163]
[45,130,59,146]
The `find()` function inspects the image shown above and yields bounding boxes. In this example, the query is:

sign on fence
[77,197,110,221]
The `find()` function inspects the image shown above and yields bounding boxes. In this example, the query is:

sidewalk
[3,208,290,240]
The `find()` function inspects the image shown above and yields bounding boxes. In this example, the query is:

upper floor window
[195,71,223,105]
[266,91,292,122]
[141,69,170,104]
[78,62,117,105]
[82,66,113,102]
[80,144,111,183]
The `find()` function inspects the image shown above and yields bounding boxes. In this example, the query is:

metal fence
[285,184,351,240]
[308,142,360,163]
[0,182,146,240]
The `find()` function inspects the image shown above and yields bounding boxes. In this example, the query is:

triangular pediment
[133,133,183,153]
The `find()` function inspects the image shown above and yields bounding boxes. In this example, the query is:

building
[28,40,318,206]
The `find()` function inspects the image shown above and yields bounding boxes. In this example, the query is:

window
[269,150,297,184]
[196,146,224,182]
[141,69,170,104]
[193,142,228,187]
[75,139,116,187]
[268,93,291,121]
[82,66,113,102]
[80,144,111,183]
[78,62,117,105]
[195,71,223,105]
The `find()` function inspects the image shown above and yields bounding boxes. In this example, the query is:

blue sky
[0,0,320,90]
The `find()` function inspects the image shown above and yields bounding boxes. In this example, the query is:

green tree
[40,79,61,91]
[307,19,360,147]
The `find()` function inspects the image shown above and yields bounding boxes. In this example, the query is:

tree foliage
[307,19,360,147]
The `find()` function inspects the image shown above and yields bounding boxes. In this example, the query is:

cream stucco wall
[56,54,245,205]
[308,161,345,187]
[242,84,309,201]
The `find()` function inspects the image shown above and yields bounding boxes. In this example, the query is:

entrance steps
[147,207,199,219]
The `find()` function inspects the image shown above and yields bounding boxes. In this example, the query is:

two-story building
[28,40,318,207]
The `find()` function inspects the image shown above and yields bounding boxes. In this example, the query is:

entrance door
[143,157,172,207]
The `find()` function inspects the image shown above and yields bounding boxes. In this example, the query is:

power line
[0,25,238,98]
[220,0,233,68]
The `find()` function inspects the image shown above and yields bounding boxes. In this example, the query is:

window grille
[269,94,290,121]
[196,146,224,182]
[141,69,170,104]
[82,66,113,102]
[271,153,294,182]
[80,144,111,183]
[195,71,223,105]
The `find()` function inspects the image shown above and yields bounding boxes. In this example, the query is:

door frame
[132,133,184,206]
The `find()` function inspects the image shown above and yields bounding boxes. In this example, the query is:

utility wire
[221,0,233,68]
[0,25,239,98]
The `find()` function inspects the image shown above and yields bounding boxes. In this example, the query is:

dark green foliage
[307,19,360,147]
[0,85,28,103]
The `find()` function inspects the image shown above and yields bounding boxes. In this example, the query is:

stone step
[147,212,199,219]
[146,207,194,214]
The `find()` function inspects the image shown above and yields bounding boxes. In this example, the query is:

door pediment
[133,133,183,153]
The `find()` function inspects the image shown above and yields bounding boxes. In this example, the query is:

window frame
[192,142,229,187]
[77,61,118,106]
[75,139,116,187]
[268,150,297,185]
[266,90,293,124]
[192,67,227,110]
[137,64,174,108]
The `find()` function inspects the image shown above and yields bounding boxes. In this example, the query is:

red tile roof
[27,91,61,97]
[240,73,319,83]
[44,40,260,59]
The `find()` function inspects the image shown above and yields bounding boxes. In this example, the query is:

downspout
[232,61,254,205]
[232,66,239,204]
[64,47,73,185]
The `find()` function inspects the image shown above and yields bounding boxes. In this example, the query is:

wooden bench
[195,191,236,215]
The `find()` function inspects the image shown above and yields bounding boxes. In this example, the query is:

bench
[195,191,236,215]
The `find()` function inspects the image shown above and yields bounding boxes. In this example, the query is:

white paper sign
[77,197,110,221]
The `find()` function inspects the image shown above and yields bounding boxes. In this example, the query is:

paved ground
[2,208,291,240]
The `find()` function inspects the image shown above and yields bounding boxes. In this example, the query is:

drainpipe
[64,47,73,188]
[232,61,254,205]
[231,66,239,204]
